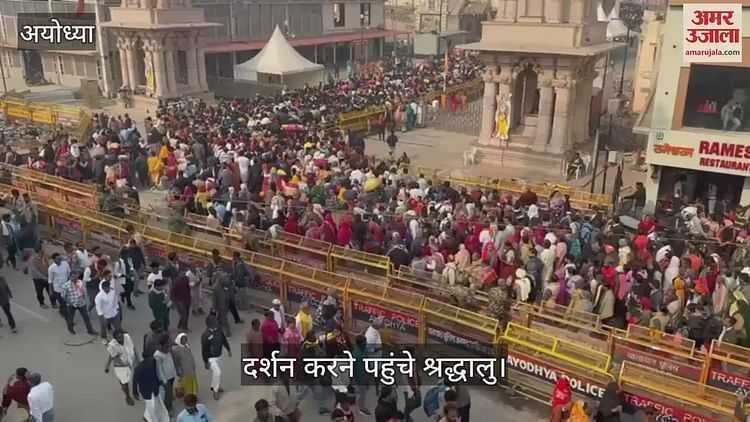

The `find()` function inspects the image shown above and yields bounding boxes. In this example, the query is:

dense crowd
[3,47,750,422]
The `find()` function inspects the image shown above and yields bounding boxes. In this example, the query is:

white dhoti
[209,356,222,391]
[113,366,132,385]
[143,394,170,422]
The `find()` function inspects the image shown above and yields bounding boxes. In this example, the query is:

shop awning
[207,29,407,54]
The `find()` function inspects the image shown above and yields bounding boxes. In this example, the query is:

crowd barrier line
[9,186,746,418]
[0,97,92,142]
[412,165,612,210]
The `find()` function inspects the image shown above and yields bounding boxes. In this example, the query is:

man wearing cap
[27,372,54,422]
[271,299,285,335]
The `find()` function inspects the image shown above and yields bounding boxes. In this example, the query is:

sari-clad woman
[550,377,572,422]
[172,333,198,397]
[730,291,750,347]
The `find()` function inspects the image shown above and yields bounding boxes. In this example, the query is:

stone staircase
[473,138,567,181]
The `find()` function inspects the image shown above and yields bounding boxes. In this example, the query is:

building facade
[461,0,619,154]
[631,10,664,115]
[641,0,750,214]
[0,0,391,98]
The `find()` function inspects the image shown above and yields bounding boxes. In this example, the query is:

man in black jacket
[133,351,170,420]
[201,315,232,400]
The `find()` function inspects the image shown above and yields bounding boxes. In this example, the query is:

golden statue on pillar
[493,93,512,141]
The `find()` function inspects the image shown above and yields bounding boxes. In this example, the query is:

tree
[620,2,644,32]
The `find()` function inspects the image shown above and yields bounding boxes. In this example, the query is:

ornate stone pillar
[116,36,130,88]
[148,38,168,98]
[571,77,593,143]
[196,43,208,91]
[478,71,498,144]
[124,36,139,90]
[535,79,554,145]
[157,0,168,8]
[164,37,178,96]
[186,35,200,90]
[550,79,575,153]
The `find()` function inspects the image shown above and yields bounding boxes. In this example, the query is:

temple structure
[460,0,620,154]
[101,0,220,101]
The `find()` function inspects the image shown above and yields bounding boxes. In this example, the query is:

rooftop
[207,29,406,54]
[458,40,625,56]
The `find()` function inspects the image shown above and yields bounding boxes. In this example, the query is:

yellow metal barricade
[705,339,750,394]
[329,245,391,277]
[502,322,614,404]
[346,276,424,342]
[626,324,697,356]
[422,297,498,354]
[270,231,331,270]
[513,302,610,351]
[611,334,707,382]
[618,361,735,421]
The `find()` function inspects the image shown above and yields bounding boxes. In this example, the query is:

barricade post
[618,361,736,422]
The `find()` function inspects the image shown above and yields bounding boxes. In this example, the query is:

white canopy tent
[234,26,325,88]
[598,0,629,40]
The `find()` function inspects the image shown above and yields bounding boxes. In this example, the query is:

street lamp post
[0,52,7,95]
[437,0,445,34]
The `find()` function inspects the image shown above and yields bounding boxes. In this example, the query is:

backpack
[423,384,447,417]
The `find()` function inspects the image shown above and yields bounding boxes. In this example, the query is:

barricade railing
[268,230,332,270]
[704,339,750,394]
[413,165,612,209]
[610,333,707,382]
[1,97,87,129]
[618,361,736,421]
[12,187,750,419]
[626,324,697,356]
[0,163,99,210]
[501,322,615,405]
[330,245,391,277]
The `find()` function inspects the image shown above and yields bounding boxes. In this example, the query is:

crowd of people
[3,45,750,422]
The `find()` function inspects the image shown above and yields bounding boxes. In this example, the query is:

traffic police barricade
[618,361,736,422]
[626,324,697,355]
[421,296,499,356]
[0,163,99,210]
[512,302,611,352]
[704,339,750,395]
[345,276,425,345]
[609,332,707,382]
[501,322,614,405]
[329,245,391,277]
[268,230,331,271]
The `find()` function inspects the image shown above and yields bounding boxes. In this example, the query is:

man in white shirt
[365,317,384,357]
[47,253,71,319]
[270,299,285,334]
[27,372,54,422]
[74,243,92,277]
[95,279,121,341]
[146,262,163,290]
[236,153,251,184]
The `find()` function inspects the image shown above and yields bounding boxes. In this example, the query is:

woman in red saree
[284,212,302,235]
[337,215,354,247]
[550,377,572,422]
[321,213,338,244]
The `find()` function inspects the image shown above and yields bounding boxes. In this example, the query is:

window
[428,0,436,10]
[682,64,750,133]
[360,3,371,26]
[333,3,345,27]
